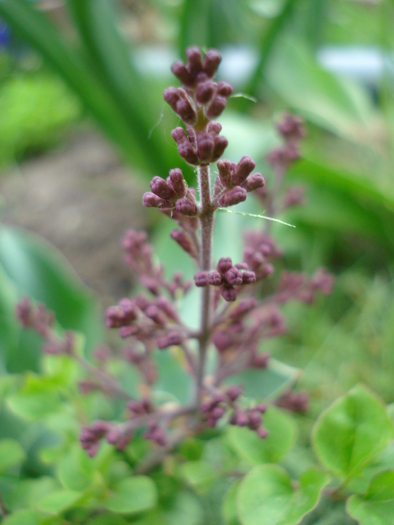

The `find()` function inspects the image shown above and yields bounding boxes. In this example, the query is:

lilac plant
[16,47,333,469]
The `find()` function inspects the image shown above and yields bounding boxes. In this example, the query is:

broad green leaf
[237,465,329,525]
[312,385,394,478]
[228,359,301,399]
[104,476,157,514]
[347,470,394,525]
[227,405,296,464]
[36,489,81,514]
[267,39,379,142]
[57,445,94,492]
[0,438,25,472]
[222,481,242,525]
[179,461,219,493]
[8,477,58,512]
[163,491,204,525]
[0,226,102,351]
[89,516,128,525]
[2,509,41,525]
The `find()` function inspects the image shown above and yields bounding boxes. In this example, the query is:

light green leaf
[237,465,329,525]
[163,491,204,525]
[227,406,296,465]
[222,481,242,525]
[89,516,129,525]
[36,489,81,514]
[179,461,219,493]
[347,470,394,525]
[267,39,379,142]
[2,509,41,525]
[104,477,157,514]
[0,438,25,473]
[57,445,94,492]
[8,477,58,512]
[312,385,394,478]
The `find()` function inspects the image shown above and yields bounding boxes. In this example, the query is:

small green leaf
[104,476,157,514]
[8,476,58,512]
[237,465,329,525]
[227,406,296,464]
[57,445,94,492]
[2,509,41,525]
[222,481,242,525]
[347,470,394,525]
[179,461,219,493]
[0,438,25,473]
[36,489,81,514]
[312,385,394,478]
[163,491,204,525]
[89,516,129,525]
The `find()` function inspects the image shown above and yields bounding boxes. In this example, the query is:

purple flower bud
[155,296,179,321]
[224,267,243,286]
[145,305,167,325]
[171,61,191,85]
[171,126,187,143]
[207,95,227,119]
[170,229,198,258]
[277,113,306,140]
[217,257,233,274]
[255,403,267,413]
[233,156,255,185]
[225,385,243,401]
[251,352,270,369]
[219,186,247,207]
[150,176,176,200]
[186,46,203,72]
[119,326,138,338]
[175,197,198,216]
[229,298,257,319]
[217,160,234,188]
[211,406,225,420]
[208,121,222,135]
[157,331,182,349]
[248,411,262,430]
[212,136,229,161]
[163,87,180,111]
[197,132,215,161]
[231,411,249,427]
[196,81,215,103]
[106,306,125,328]
[168,168,187,197]
[143,192,164,208]
[220,285,237,302]
[242,173,265,192]
[203,49,222,77]
[176,99,196,124]
[257,427,269,439]
[242,271,256,284]
[216,81,233,97]
[208,271,222,285]
[194,271,209,287]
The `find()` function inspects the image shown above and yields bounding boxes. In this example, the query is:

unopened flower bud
[257,427,269,439]
[194,271,209,287]
[208,271,222,285]
[224,267,243,286]
[168,168,187,197]
[203,49,222,77]
[143,192,164,208]
[175,197,198,216]
[145,305,167,325]
[225,385,243,401]
[242,173,265,192]
[219,186,247,207]
[171,61,191,85]
[170,229,198,258]
[220,285,237,302]
[242,271,256,284]
[233,156,255,185]
[216,81,233,97]
[212,136,229,161]
[196,81,215,103]
[150,176,176,200]
[176,98,196,124]
[197,132,215,161]
[157,331,182,349]
[217,159,234,188]
[207,95,227,119]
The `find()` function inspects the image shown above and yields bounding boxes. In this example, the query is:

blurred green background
[0,0,394,409]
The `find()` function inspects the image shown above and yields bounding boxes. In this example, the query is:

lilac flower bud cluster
[163,47,232,166]
[194,257,256,302]
[276,269,334,304]
[275,389,309,414]
[266,113,306,172]
[229,404,268,439]
[122,229,191,297]
[213,156,265,207]
[16,296,74,355]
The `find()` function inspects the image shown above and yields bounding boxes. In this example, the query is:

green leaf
[347,470,394,525]
[2,509,41,525]
[0,438,25,472]
[36,489,81,514]
[312,385,394,479]
[89,516,129,525]
[163,491,204,525]
[267,39,379,142]
[237,465,329,525]
[222,481,242,525]
[0,226,102,351]
[227,406,296,465]
[104,477,157,514]
[8,477,59,512]
[57,445,94,492]
[179,461,219,493]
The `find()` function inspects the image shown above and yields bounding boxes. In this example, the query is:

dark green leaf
[179,461,219,493]
[2,509,41,525]
[0,438,25,473]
